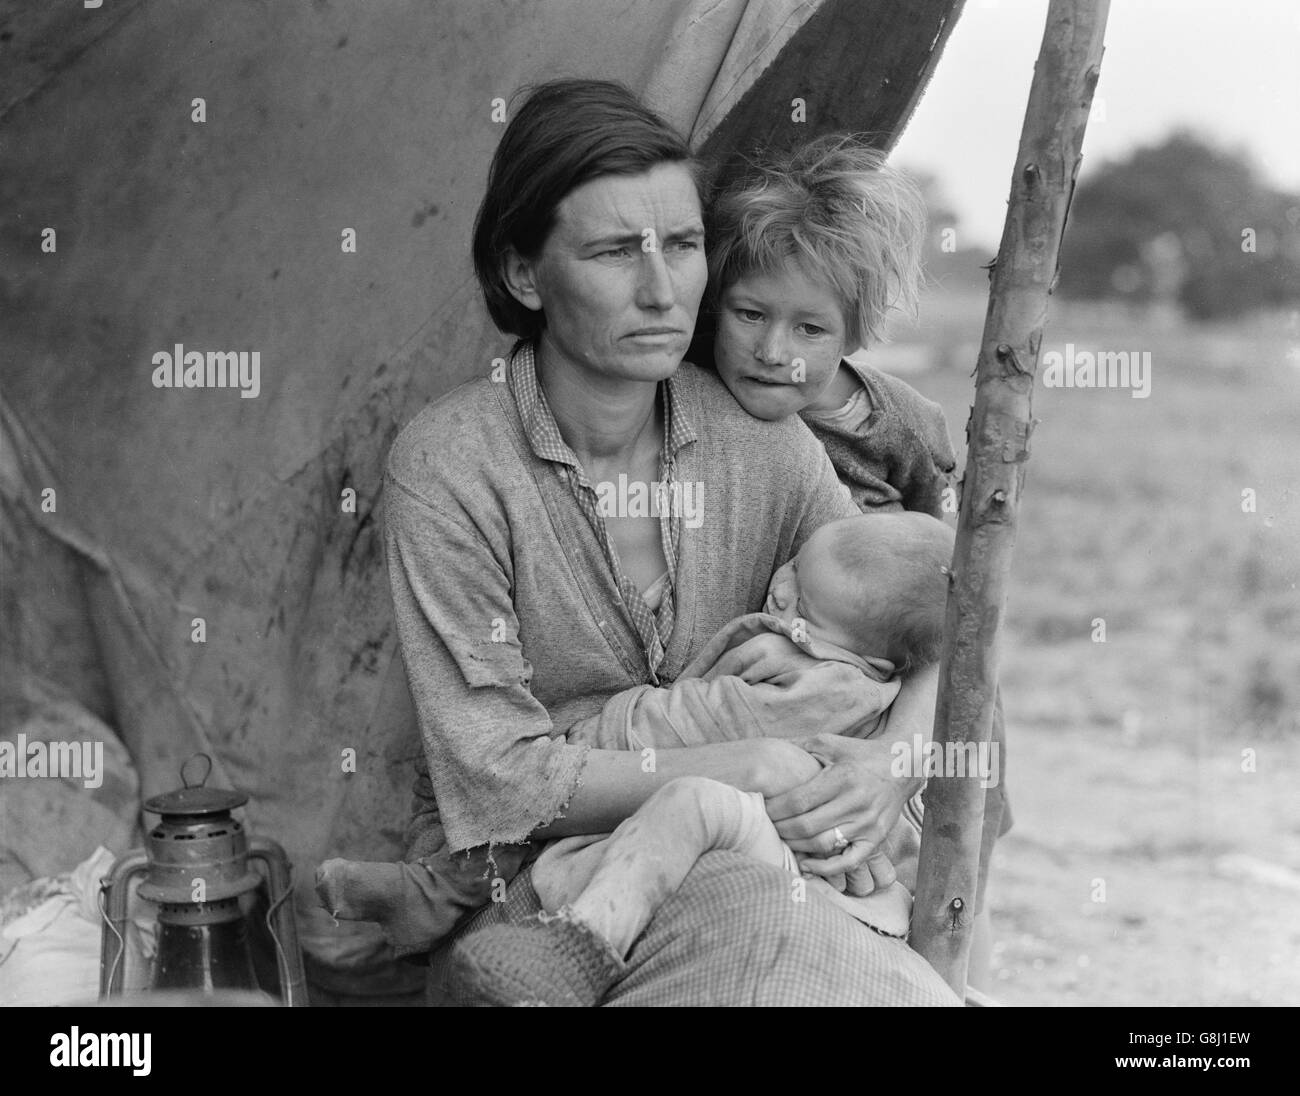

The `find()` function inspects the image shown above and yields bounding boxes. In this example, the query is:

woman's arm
[533,738,823,839]
[386,473,593,851]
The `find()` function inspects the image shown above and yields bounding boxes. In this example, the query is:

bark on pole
[909,0,1110,994]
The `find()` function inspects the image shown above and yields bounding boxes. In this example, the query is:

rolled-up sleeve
[384,473,589,852]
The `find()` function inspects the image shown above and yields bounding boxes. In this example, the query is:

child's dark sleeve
[879,375,957,518]
[800,363,956,517]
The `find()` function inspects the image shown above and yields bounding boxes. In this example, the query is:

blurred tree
[908,168,990,293]
[1060,130,1300,319]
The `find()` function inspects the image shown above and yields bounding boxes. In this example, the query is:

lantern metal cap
[143,753,246,816]
[143,785,247,816]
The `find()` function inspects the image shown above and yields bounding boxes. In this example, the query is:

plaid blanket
[428,850,959,1007]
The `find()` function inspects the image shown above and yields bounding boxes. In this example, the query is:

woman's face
[508,163,707,385]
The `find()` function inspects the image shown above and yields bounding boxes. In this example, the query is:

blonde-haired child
[705,134,956,516]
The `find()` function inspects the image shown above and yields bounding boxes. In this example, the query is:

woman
[385,78,957,1005]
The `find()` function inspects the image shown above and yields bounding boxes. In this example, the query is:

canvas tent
[0,0,963,992]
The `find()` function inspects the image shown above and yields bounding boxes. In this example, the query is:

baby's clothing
[567,611,901,751]
[561,611,924,937]
[800,358,956,518]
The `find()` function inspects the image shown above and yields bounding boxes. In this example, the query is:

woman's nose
[635,250,675,310]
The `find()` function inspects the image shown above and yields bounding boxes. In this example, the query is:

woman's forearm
[883,661,939,762]
[532,741,771,839]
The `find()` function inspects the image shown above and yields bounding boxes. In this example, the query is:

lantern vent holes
[152,818,242,841]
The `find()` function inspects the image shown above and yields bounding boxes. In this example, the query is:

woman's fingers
[780,807,892,856]
[797,844,897,896]
[784,819,889,863]
[796,839,873,878]
[764,766,841,824]
[764,735,899,823]
[784,821,858,856]
[845,849,896,896]
[769,771,889,843]
[766,735,915,848]
[775,801,861,845]
[793,732,860,762]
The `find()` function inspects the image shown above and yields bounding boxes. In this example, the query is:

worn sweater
[385,351,858,854]
[800,358,956,518]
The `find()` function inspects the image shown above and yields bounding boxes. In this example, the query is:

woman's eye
[735,309,763,323]
[798,323,827,337]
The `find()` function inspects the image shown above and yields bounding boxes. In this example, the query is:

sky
[892,0,1300,249]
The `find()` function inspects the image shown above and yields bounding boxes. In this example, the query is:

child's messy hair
[707,135,926,349]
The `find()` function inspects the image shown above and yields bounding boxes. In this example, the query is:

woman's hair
[472,78,703,339]
[825,512,955,673]
[706,135,926,349]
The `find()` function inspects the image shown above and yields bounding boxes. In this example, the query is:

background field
[873,286,1300,1006]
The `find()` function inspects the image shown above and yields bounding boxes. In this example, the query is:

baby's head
[765,512,955,672]
[706,135,926,421]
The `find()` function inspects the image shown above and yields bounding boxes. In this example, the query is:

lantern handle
[180,752,213,789]
[98,851,151,998]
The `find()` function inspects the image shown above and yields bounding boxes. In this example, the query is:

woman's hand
[764,733,922,879]
[797,845,897,895]
[749,738,826,799]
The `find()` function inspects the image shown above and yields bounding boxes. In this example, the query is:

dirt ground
[984,724,1300,1005]
[885,293,1300,1007]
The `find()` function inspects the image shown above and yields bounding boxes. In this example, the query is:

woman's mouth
[626,328,683,340]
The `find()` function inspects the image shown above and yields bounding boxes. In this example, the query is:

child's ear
[502,248,544,313]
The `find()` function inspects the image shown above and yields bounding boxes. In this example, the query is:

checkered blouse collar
[508,340,697,468]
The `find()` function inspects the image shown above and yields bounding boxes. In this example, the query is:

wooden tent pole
[909,0,1110,994]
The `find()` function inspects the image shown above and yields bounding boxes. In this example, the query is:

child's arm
[811,364,957,518]
[890,428,953,518]
[880,375,958,518]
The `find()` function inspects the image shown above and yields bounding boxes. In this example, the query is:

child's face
[714,262,850,421]
[764,523,859,652]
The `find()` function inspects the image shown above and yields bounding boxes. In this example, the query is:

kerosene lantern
[99,754,307,1005]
